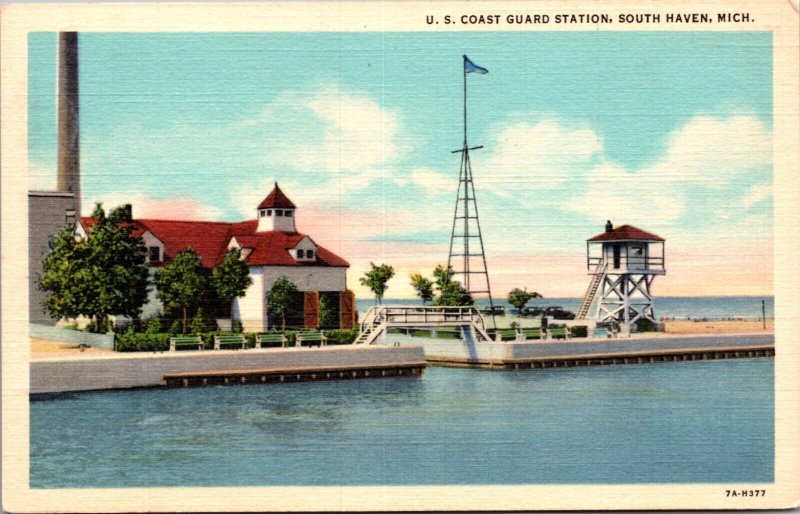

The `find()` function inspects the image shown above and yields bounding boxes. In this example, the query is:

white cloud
[477,119,603,197]
[743,183,773,209]
[570,115,772,225]
[409,168,454,195]
[242,83,406,197]
[85,193,225,220]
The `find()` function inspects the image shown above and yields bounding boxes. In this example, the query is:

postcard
[2,1,799,511]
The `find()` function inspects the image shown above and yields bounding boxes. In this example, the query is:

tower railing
[587,255,665,271]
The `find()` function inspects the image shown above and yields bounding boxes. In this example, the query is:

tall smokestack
[57,32,80,214]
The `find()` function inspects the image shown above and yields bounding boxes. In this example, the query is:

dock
[30,345,426,394]
[380,331,774,369]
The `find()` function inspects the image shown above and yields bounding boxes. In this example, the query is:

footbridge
[354,305,492,345]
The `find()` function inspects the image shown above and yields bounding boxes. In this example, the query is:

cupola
[257,182,297,233]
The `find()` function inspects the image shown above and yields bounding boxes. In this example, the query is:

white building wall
[262,266,347,292]
[235,268,266,332]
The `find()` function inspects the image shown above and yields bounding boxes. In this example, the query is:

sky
[28,31,774,298]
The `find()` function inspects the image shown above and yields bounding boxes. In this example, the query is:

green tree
[155,248,207,334]
[38,203,150,333]
[507,287,542,318]
[211,248,253,328]
[318,294,335,329]
[431,264,473,306]
[409,273,434,305]
[267,277,298,330]
[359,262,395,305]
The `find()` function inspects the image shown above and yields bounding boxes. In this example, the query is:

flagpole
[463,56,468,146]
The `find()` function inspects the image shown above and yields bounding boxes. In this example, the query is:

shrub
[636,318,658,332]
[190,308,205,334]
[569,325,588,338]
[168,319,182,335]
[115,332,170,352]
[232,320,243,333]
[509,321,519,330]
[324,328,358,345]
[145,317,162,334]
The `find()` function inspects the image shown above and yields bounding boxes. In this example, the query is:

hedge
[324,329,358,345]
[569,325,588,338]
[115,332,170,352]
[114,329,358,351]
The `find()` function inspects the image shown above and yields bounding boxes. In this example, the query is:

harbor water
[30,358,773,488]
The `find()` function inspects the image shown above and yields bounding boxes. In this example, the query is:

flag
[463,55,488,74]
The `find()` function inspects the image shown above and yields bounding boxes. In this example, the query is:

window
[266,209,272,216]
[631,245,644,256]
[306,249,314,259]
[275,210,283,217]
[285,210,293,217]
[260,209,266,217]
[148,246,160,262]
[297,249,305,258]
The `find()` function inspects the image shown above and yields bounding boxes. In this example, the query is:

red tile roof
[588,224,664,242]
[258,183,296,209]
[78,216,348,269]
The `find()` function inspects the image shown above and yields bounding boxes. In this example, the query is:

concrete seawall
[31,345,426,394]
[381,332,774,368]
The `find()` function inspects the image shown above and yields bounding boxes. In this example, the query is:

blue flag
[463,55,488,74]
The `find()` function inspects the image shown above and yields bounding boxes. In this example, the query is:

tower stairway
[577,260,607,319]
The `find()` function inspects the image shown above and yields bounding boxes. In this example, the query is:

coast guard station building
[77,183,355,331]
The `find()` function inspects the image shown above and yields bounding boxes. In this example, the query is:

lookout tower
[257,182,296,233]
[576,221,666,327]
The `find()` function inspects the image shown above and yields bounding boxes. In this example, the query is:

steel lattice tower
[446,56,496,328]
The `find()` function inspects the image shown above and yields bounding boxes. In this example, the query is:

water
[359,296,774,320]
[30,359,773,488]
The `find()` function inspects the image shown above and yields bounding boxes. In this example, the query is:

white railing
[356,305,491,344]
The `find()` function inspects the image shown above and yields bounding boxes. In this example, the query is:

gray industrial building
[28,32,81,325]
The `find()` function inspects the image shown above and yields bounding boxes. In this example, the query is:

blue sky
[28,31,774,296]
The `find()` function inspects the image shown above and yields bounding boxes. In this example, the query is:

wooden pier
[162,362,425,388]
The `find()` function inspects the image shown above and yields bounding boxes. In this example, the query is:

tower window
[297,249,305,258]
[260,209,266,217]
[266,209,272,216]
[148,246,160,262]
[285,210,293,218]
[276,210,283,217]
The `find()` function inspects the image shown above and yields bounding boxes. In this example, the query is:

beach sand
[663,320,774,334]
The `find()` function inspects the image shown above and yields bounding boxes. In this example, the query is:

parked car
[543,306,576,320]
[520,306,543,317]
[479,305,506,316]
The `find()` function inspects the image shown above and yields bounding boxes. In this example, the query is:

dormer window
[148,246,160,262]
[297,249,305,258]
[307,249,314,259]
